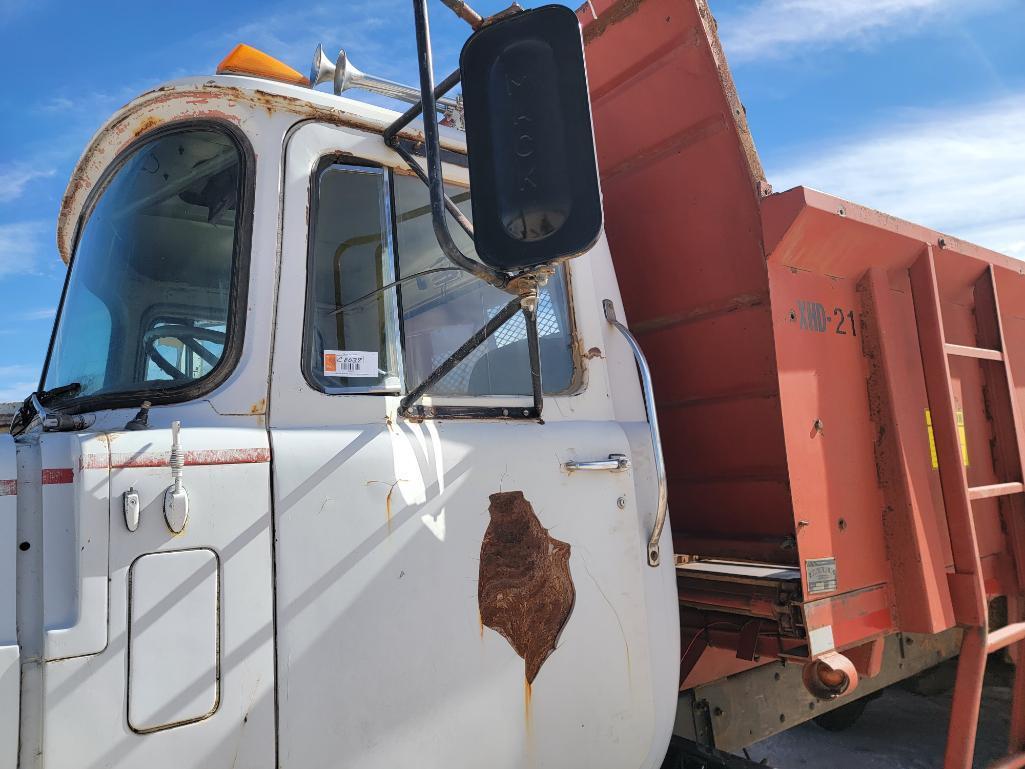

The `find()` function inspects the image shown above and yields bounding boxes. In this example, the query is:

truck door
[29,122,276,769]
[270,123,678,768]
[0,434,16,769]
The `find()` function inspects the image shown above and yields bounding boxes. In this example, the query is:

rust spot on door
[478,491,575,683]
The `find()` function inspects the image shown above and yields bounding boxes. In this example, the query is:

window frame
[301,158,405,395]
[39,119,255,415]
[302,153,581,400]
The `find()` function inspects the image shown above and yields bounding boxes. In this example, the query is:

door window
[303,164,402,393]
[304,162,576,397]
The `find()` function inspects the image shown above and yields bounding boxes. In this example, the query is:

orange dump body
[579,0,1025,692]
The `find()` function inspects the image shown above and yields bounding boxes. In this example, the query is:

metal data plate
[805,557,837,594]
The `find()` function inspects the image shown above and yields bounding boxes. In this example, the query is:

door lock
[123,487,140,532]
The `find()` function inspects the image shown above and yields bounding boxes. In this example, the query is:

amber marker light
[216,44,310,86]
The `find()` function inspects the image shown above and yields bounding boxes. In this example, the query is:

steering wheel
[143,324,227,380]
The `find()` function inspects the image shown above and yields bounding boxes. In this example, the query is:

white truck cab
[0,9,679,767]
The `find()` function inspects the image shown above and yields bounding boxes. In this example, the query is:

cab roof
[57,74,468,264]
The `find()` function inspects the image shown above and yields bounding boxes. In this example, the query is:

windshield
[43,127,245,403]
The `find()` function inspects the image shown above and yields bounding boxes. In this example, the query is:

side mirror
[460,4,603,272]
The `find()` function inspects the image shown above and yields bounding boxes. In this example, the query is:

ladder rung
[988,622,1025,653]
[945,342,1003,361]
[968,482,1024,501]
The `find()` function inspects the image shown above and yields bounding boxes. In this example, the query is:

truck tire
[812,697,871,731]
[899,659,957,696]
[661,736,773,768]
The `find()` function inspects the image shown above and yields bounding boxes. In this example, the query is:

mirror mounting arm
[398,291,544,421]
[440,0,484,28]
[399,294,520,417]
[387,139,475,240]
[388,0,511,292]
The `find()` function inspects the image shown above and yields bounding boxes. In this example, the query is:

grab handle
[564,454,631,472]
[604,300,669,567]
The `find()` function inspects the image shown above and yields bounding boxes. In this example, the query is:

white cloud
[0,166,55,203]
[221,1,405,82]
[20,307,55,322]
[768,93,1025,258]
[0,221,49,277]
[718,0,989,62]
[0,364,39,403]
[35,96,76,113]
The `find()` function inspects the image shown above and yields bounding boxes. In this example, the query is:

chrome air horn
[310,44,459,112]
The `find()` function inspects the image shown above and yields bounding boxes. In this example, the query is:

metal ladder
[909,245,1025,769]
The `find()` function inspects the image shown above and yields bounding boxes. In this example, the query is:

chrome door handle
[604,300,669,568]
[564,453,631,472]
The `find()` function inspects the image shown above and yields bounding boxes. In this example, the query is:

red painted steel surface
[41,468,74,485]
[578,0,791,568]
[579,5,1025,748]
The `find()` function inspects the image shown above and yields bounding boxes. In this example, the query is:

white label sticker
[323,350,379,378]
[808,625,835,656]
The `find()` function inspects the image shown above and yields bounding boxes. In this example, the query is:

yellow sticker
[925,408,969,469]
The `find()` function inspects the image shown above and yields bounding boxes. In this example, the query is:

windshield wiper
[10,382,86,436]
[37,382,82,404]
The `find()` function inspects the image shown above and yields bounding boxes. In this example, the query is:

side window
[393,174,575,397]
[303,162,576,397]
[304,164,402,393]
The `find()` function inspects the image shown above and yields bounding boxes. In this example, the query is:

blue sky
[0,0,1022,401]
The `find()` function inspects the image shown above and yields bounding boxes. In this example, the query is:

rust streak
[386,486,393,533]
[630,292,769,335]
[524,677,533,734]
[602,113,727,183]
[367,479,402,534]
[581,0,644,44]
[478,491,575,684]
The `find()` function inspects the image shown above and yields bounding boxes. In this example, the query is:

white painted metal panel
[129,548,219,732]
[42,83,284,769]
[0,646,17,769]
[0,434,18,769]
[270,123,679,769]
[0,438,16,645]
[44,419,275,769]
[41,433,110,660]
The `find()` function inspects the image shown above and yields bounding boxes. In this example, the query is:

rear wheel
[661,736,774,768]
[812,696,871,731]
[899,659,957,696]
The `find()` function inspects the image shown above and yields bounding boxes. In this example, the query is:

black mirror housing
[460,5,603,272]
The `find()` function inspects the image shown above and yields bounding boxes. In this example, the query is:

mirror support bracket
[384,0,510,291]
[398,291,544,422]
[387,0,549,422]
[440,0,484,28]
